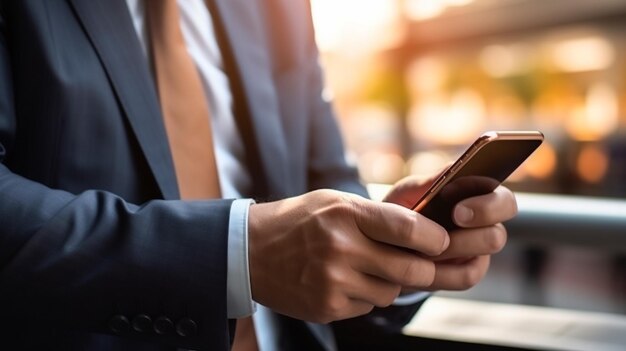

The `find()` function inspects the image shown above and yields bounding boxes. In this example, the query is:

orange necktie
[147,0,221,200]
[147,2,258,350]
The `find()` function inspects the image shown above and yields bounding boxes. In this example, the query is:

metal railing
[507,193,626,253]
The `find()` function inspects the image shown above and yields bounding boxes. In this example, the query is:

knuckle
[319,294,347,322]
[314,269,353,322]
[323,265,347,287]
[422,260,437,287]
[307,271,345,322]
[337,190,360,209]
[308,216,348,259]
[399,260,418,286]
[332,195,359,214]
[326,230,350,258]
[483,225,507,253]
[500,187,519,216]
[431,229,448,256]
[378,285,402,307]
[413,215,447,256]
[401,259,435,288]
[312,188,339,201]
[322,195,359,226]
[397,214,418,247]
[474,207,492,225]
[309,210,327,233]
[460,262,483,289]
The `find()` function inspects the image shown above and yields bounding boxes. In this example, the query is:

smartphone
[411,131,544,230]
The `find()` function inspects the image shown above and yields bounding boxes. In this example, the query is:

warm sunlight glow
[405,0,446,20]
[311,0,400,53]
[341,104,400,154]
[407,56,448,95]
[404,0,475,21]
[446,0,475,5]
[566,83,619,141]
[551,36,615,72]
[408,151,451,179]
[480,44,531,78]
[409,89,486,145]
[359,151,405,183]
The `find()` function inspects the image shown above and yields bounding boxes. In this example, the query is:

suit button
[176,318,198,337]
[108,315,130,334]
[153,316,174,335]
[132,314,153,333]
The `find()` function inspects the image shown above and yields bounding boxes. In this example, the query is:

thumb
[351,198,449,256]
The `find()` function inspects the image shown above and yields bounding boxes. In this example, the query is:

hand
[384,176,516,292]
[247,189,448,323]
[427,185,516,290]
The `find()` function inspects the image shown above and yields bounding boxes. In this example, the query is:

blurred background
[310,0,626,328]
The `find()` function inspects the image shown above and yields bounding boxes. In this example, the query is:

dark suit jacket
[0,0,421,350]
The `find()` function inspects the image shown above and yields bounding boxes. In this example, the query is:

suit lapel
[210,0,291,200]
[68,0,179,200]
[68,0,291,200]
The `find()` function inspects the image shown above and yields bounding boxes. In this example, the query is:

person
[0,0,516,350]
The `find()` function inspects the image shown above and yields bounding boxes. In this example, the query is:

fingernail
[442,232,450,251]
[454,205,474,225]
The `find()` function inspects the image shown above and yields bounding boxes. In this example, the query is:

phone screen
[415,137,543,230]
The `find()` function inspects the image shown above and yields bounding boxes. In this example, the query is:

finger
[352,199,449,256]
[384,163,452,209]
[345,273,402,308]
[427,255,491,291]
[453,186,517,228]
[352,242,437,289]
[434,224,507,261]
[383,174,438,208]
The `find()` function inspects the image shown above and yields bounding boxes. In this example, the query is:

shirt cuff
[226,198,256,318]
[392,291,431,306]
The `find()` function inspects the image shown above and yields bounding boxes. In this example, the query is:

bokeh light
[407,151,451,179]
[312,0,626,196]
[480,44,532,78]
[566,83,619,141]
[576,144,610,184]
[550,36,615,73]
[404,0,475,21]
[358,150,406,184]
[523,141,558,180]
[409,88,486,145]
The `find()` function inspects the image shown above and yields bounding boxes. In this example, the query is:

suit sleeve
[0,14,230,350]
